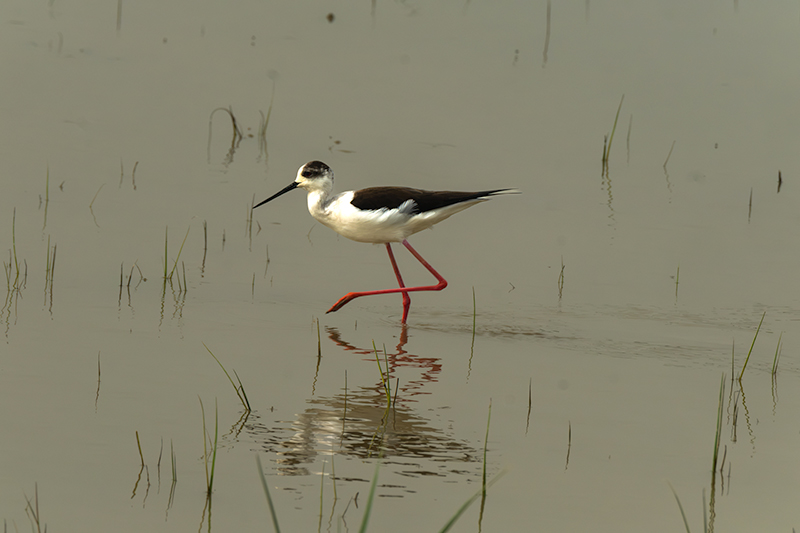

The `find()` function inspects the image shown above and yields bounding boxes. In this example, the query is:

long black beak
[253,182,299,209]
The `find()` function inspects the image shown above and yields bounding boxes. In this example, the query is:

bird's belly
[314,202,463,244]
[324,217,409,243]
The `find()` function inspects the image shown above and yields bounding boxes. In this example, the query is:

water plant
[602,95,625,171]
[42,166,50,229]
[525,378,533,434]
[738,311,765,381]
[771,331,783,375]
[667,482,692,533]
[258,79,276,162]
[203,343,250,411]
[23,483,45,533]
[256,455,281,533]
[199,398,219,496]
[663,140,676,170]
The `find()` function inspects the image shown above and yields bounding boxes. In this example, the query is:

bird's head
[253,161,334,209]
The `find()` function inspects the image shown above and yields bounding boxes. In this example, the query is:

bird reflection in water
[250,324,479,481]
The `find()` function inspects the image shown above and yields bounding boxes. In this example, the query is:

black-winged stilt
[254,160,518,323]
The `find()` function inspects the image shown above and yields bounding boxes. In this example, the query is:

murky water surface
[2,1,799,531]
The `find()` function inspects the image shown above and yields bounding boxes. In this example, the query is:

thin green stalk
[12,208,19,283]
[392,377,400,415]
[23,482,43,533]
[469,287,477,366]
[482,399,492,495]
[170,439,177,481]
[173,263,181,290]
[89,183,105,208]
[318,460,325,531]
[667,482,692,533]
[372,341,390,403]
[135,430,145,466]
[157,438,164,476]
[603,95,625,163]
[168,226,191,279]
[771,332,783,375]
[476,398,494,529]
[256,455,281,533]
[438,471,506,533]
[203,343,250,410]
[43,166,50,229]
[48,245,56,292]
[44,235,51,292]
[358,460,381,533]
[202,220,208,269]
[199,397,219,495]
[210,399,218,493]
[738,311,765,381]
[565,421,572,470]
[330,453,337,501]
[383,344,391,400]
[258,79,276,159]
[164,226,169,279]
[232,369,251,410]
[626,114,632,164]
[200,398,209,489]
[664,140,676,169]
[711,374,725,472]
[471,286,477,337]
[525,378,532,434]
[702,489,707,533]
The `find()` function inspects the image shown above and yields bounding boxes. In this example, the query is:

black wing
[350,187,512,213]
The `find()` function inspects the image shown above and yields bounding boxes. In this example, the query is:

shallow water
[2,1,799,531]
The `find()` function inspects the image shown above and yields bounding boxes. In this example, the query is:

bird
[253,160,519,323]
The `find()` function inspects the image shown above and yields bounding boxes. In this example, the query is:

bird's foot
[326,293,359,314]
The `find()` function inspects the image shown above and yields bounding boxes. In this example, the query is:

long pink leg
[385,243,412,323]
[326,239,448,322]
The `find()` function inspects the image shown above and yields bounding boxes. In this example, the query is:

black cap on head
[301,161,330,179]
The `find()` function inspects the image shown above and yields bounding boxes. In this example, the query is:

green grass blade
[667,482,692,533]
[471,286,477,338]
[482,399,492,494]
[168,226,191,279]
[203,343,249,410]
[603,94,625,163]
[256,455,282,533]
[371,341,390,402]
[438,399,502,532]
[738,311,765,381]
[711,374,725,472]
[170,439,177,481]
[438,471,506,533]
[358,460,381,533]
[208,398,219,494]
[771,331,783,375]
[163,226,168,279]
[200,397,209,490]
[232,369,251,410]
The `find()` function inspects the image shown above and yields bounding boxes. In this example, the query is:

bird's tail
[479,188,521,198]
